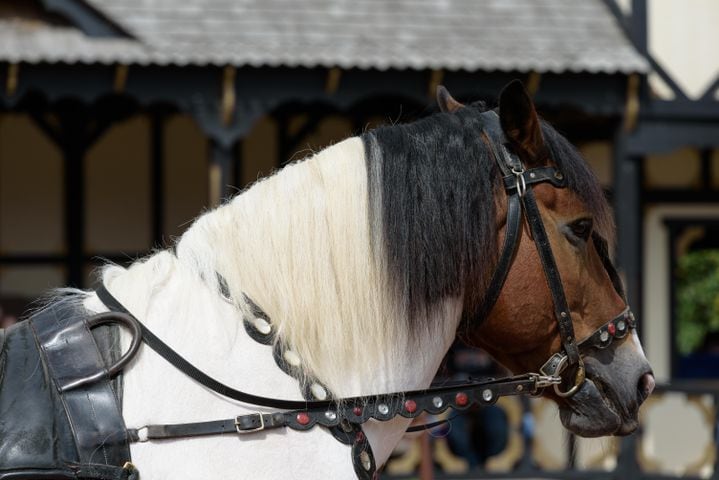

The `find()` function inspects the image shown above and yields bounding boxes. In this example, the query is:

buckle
[235,413,265,434]
[539,352,566,377]
[511,166,527,197]
[538,353,587,398]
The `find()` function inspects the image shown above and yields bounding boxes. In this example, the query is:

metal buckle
[235,413,265,434]
[512,166,527,197]
[538,353,586,398]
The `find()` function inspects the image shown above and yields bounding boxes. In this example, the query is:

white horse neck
[89,136,464,478]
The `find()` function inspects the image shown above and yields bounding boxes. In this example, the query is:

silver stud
[600,330,609,342]
[253,317,272,335]
[560,312,568,318]
[529,172,536,179]
[555,171,564,180]
[377,404,389,415]
[516,384,524,392]
[324,411,337,421]
[482,389,493,402]
[310,384,328,400]
[432,396,443,408]
[360,451,371,471]
[283,350,301,367]
[617,320,626,331]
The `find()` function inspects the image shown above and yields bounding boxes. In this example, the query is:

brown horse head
[440,81,654,437]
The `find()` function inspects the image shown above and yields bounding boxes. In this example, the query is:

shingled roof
[2,0,648,74]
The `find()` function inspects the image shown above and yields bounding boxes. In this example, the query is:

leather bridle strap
[473,190,522,322]
[520,187,584,394]
[520,187,581,364]
[125,374,556,441]
[476,110,586,396]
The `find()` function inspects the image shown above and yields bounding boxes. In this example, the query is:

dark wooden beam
[613,130,643,328]
[627,119,719,155]
[28,101,129,287]
[699,74,719,102]
[600,0,688,101]
[0,255,66,264]
[630,0,648,55]
[2,64,634,119]
[40,0,131,38]
[643,189,719,204]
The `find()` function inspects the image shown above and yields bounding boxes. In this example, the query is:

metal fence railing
[383,383,719,480]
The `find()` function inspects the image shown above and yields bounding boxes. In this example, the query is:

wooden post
[209,139,234,207]
[419,420,434,480]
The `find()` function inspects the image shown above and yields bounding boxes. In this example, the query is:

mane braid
[363,106,501,337]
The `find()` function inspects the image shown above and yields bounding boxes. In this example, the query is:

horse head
[439,81,654,438]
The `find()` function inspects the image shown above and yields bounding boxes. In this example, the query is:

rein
[96,285,559,439]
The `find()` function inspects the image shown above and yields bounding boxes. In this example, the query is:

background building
[0,0,717,478]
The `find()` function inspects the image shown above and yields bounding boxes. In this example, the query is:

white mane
[102,136,459,397]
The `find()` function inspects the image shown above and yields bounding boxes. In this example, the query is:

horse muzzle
[556,329,654,438]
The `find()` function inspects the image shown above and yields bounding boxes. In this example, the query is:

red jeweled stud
[607,322,617,336]
[296,412,310,425]
[356,431,365,442]
[353,406,363,416]
[455,392,469,407]
[404,399,418,413]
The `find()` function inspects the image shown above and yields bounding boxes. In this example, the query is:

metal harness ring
[551,356,586,398]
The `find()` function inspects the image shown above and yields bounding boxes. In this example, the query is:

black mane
[362,104,612,334]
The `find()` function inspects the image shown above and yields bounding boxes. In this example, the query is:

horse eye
[569,218,593,241]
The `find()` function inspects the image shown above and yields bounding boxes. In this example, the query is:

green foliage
[675,250,719,355]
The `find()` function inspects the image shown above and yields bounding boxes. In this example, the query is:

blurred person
[444,342,509,469]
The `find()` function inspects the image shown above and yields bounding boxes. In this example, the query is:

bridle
[472,110,636,397]
[90,111,637,479]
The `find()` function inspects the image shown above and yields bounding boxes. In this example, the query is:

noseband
[474,111,637,397]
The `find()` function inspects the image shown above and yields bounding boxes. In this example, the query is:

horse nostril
[637,372,655,403]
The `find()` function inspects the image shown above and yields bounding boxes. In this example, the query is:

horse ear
[436,85,464,113]
[498,80,545,162]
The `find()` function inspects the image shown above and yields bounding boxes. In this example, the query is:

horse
[0,80,654,479]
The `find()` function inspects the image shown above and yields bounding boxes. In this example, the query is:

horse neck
[96,136,465,472]
[167,136,463,397]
